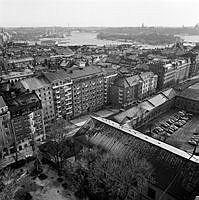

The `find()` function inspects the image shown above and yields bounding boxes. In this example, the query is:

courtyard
[138,109,199,152]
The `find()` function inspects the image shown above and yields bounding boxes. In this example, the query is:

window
[147,187,156,200]
[18,146,22,151]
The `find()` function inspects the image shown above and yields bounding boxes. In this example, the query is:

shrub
[57,177,64,183]
[62,182,68,189]
[38,173,47,180]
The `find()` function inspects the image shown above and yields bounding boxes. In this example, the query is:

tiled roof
[74,116,199,200]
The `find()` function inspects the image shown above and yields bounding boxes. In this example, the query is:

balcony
[65,92,72,96]
[66,106,72,110]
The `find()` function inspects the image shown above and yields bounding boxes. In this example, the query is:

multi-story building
[68,66,104,118]
[43,71,73,119]
[16,77,55,126]
[174,58,190,83]
[139,72,158,99]
[101,67,118,104]
[0,96,13,158]
[149,58,191,90]
[110,75,142,108]
[2,91,45,152]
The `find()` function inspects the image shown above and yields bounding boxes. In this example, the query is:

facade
[149,58,190,90]
[139,72,158,99]
[0,96,13,158]
[18,77,55,126]
[110,75,142,108]
[7,91,45,152]
[68,66,105,118]
[174,58,190,83]
[101,68,118,104]
[43,71,73,119]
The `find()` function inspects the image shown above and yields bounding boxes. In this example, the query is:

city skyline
[0,0,199,27]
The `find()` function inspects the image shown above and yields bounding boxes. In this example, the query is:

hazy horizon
[0,0,199,27]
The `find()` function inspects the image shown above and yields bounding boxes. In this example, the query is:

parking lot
[138,109,199,152]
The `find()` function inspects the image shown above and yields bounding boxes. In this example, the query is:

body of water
[180,35,199,43]
[40,31,129,46]
[38,32,199,48]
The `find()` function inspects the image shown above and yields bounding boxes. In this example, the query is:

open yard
[14,164,77,200]
[137,109,199,152]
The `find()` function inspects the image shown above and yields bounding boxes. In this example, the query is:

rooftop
[67,65,103,80]
[74,116,199,200]
[148,94,168,107]
[177,82,199,101]
[43,70,71,83]
[21,77,49,91]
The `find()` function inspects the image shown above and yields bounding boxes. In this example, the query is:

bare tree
[70,148,153,200]
[0,168,32,200]
[40,118,73,174]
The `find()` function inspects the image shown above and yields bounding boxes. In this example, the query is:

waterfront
[27,32,199,48]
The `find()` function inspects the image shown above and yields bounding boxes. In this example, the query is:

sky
[0,0,199,27]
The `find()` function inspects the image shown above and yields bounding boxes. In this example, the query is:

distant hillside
[97,32,179,45]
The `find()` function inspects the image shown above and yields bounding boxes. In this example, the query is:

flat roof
[68,66,102,80]
[21,77,49,90]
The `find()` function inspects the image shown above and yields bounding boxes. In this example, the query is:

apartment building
[68,66,104,118]
[149,58,191,90]
[17,77,55,126]
[139,72,158,99]
[0,96,13,158]
[101,67,118,104]
[4,91,45,152]
[110,75,142,108]
[174,58,190,83]
[43,71,73,119]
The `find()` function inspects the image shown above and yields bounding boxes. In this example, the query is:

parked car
[173,114,180,120]
[170,116,178,122]
[178,120,186,125]
[180,116,189,121]
[174,122,183,127]
[188,139,197,146]
[186,113,193,118]
[161,123,169,128]
[193,132,199,135]
[164,128,174,134]
[166,120,173,125]
[152,128,160,134]
[156,126,164,132]
[191,136,199,141]
[170,125,178,131]
[178,111,186,116]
